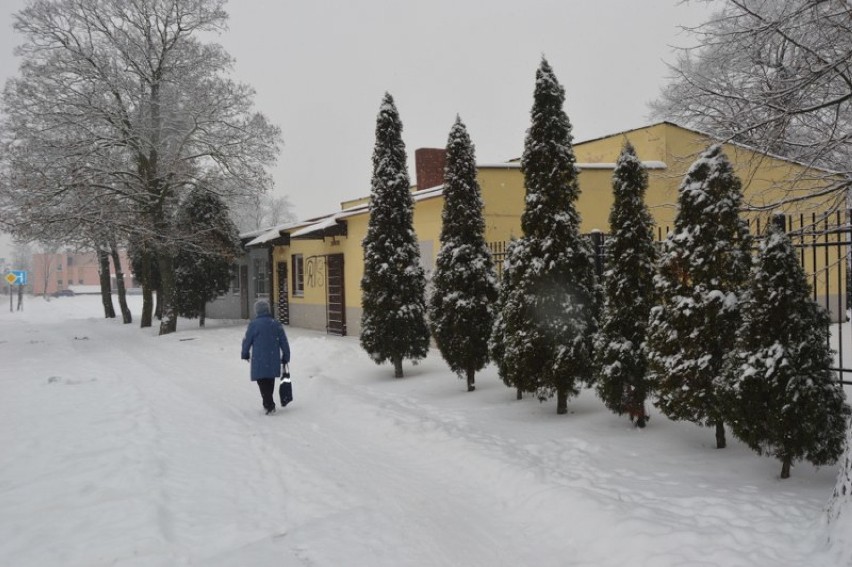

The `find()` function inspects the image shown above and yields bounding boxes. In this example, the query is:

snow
[245,227,288,247]
[1,295,851,566]
[66,285,104,295]
[287,215,340,238]
[475,161,668,170]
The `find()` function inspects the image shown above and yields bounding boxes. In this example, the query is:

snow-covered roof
[289,215,341,238]
[238,227,269,240]
[244,221,305,247]
[474,162,522,169]
[337,184,446,214]
[338,204,368,218]
[245,227,283,247]
[477,161,668,170]
[413,184,445,201]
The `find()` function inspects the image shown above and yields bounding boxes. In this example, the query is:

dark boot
[257,378,276,414]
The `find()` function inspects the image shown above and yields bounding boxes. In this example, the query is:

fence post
[848,209,851,312]
[772,213,787,233]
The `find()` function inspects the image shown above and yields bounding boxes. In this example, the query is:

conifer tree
[594,142,657,427]
[491,239,541,400]
[493,58,597,414]
[428,117,498,391]
[725,220,850,478]
[173,189,240,327]
[360,93,430,378]
[646,145,752,448]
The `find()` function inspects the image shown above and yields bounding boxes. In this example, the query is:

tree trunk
[158,251,177,335]
[556,387,568,415]
[145,76,168,329]
[97,247,116,319]
[781,456,792,479]
[393,356,404,378]
[715,421,727,449]
[141,284,153,328]
[140,252,153,328]
[40,259,51,299]
[199,299,206,328]
[516,387,522,400]
[110,240,132,324]
[466,367,476,391]
[154,288,162,320]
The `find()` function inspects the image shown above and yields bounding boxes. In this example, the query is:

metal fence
[487,210,851,385]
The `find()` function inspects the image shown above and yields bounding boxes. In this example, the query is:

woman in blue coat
[241,299,290,414]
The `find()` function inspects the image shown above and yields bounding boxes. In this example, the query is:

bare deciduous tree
[34,242,58,298]
[652,0,852,214]
[229,193,297,233]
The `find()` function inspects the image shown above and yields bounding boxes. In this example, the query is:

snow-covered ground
[1,295,850,567]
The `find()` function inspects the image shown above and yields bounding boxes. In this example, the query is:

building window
[254,259,269,297]
[229,264,240,295]
[57,279,63,287]
[292,254,304,297]
[78,279,84,285]
[67,256,74,267]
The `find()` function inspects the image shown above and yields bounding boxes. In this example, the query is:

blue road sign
[9,270,27,285]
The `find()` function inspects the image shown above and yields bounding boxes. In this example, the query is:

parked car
[51,289,75,297]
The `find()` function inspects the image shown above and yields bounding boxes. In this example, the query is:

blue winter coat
[241,301,290,381]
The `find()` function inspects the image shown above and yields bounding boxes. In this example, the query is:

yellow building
[257,122,847,334]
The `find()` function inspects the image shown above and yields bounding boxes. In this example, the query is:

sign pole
[5,271,26,311]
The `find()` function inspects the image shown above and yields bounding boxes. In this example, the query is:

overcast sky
[0,0,715,261]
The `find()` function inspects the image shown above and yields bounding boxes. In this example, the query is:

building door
[239,264,249,319]
[326,254,346,336]
[277,262,289,325]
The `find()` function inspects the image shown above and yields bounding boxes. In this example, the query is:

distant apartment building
[30,250,136,295]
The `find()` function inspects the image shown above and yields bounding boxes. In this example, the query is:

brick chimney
[414,148,447,191]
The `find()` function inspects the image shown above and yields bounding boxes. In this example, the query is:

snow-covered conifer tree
[174,189,240,327]
[360,93,430,378]
[428,117,498,391]
[726,220,850,477]
[594,142,657,427]
[490,239,538,400]
[645,145,752,448]
[494,58,597,414]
